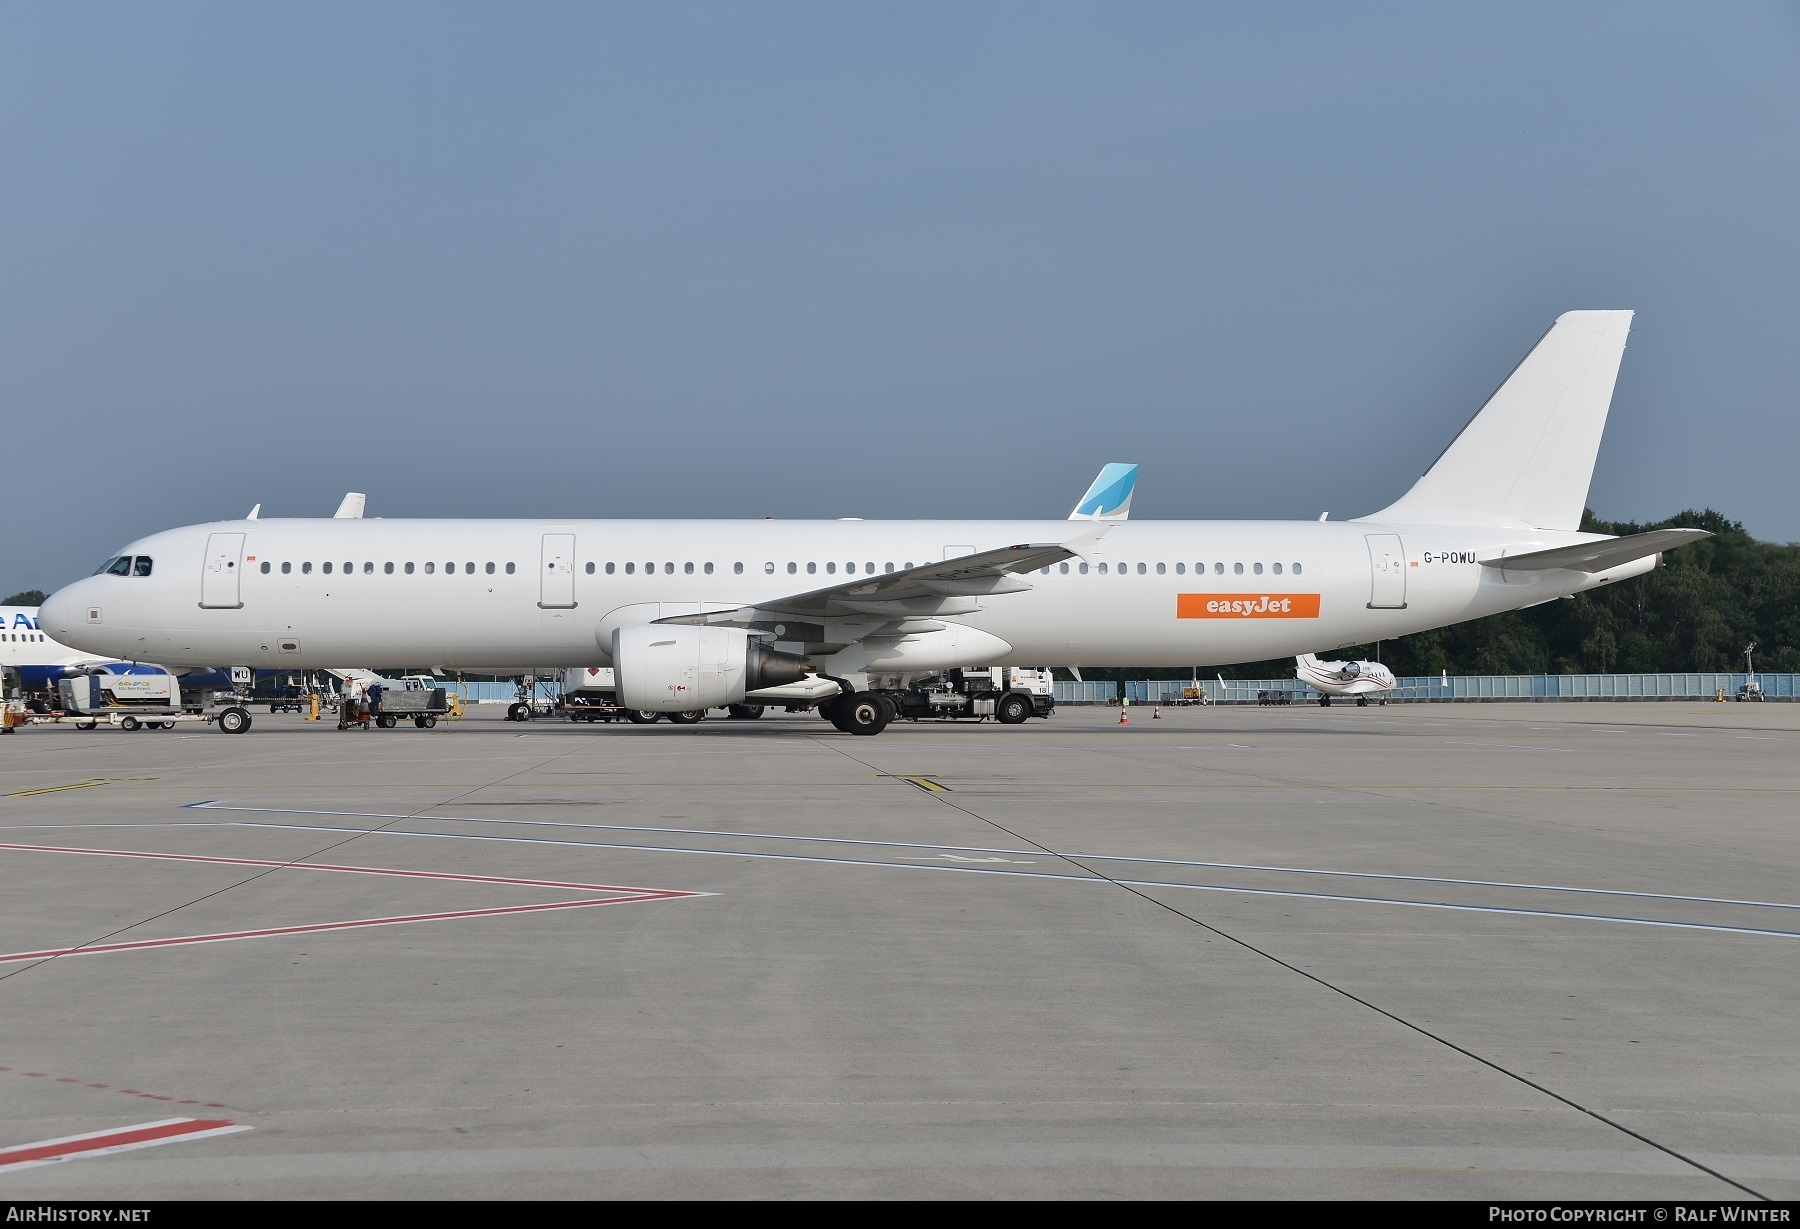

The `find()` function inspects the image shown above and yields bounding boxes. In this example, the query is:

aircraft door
[200,532,246,609]
[539,534,577,609]
[1365,534,1407,609]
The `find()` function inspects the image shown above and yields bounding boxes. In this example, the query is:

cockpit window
[132,557,153,577]
[100,556,131,576]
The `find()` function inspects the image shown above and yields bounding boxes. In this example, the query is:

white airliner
[39,311,1707,736]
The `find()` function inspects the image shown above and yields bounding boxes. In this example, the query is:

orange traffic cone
[1152,706,1161,719]
[1117,707,1129,725]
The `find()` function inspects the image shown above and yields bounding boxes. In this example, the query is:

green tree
[2,590,46,606]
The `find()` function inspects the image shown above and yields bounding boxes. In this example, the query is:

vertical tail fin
[1070,463,1138,521]
[1359,310,1633,530]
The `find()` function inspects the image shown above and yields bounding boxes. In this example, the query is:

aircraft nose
[38,581,92,640]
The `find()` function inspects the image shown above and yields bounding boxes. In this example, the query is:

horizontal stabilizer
[1070,463,1138,521]
[1479,528,1711,573]
[1361,311,1633,531]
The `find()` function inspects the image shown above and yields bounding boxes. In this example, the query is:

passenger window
[364,562,374,574]
[133,557,154,577]
[734,563,744,574]
[884,563,894,573]
[1175,563,1185,574]
[704,562,714,574]
[1059,563,1069,574]
[625,562,635,574]
[424,562,434,574]
[260,562,271,574]
[583,562,593,574]
[662,562,673,574]
[1156,563,1165,574]
[1137,563,1147,575]
[344,562,353,574]
[464,562,474,574]
[605,562,615,574]
[805,562,817,575]
[385,563,394,574]
[787,562,797,574]
[303,562,313,574]
[1234,563,1243,575]
[680,562,690,575]
[1098,563,1108,574]
[764,562,774,574]
[1272,563,1282,575]
[1079,563,1089,574]
[1253,563,1263,575]
[1293,562,1303,575]
[446,562,455,574]
[826,562,836,574]
[405,562,415,574]
[105,557,132,576]
[905,562,914,569]
[282,562,292,574]
[323,562,334,574]
[506,562,515,574]
[1215,563,1224,575]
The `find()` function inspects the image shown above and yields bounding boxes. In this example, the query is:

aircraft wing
[661,541,1081,625]
[1479,528,1710,573]
[655,529,1115,633]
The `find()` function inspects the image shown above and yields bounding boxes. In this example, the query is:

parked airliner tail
[1359,310,1633,531]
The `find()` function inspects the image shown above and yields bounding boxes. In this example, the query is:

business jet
[1295,653,1398,706]
[39,310,1707,736]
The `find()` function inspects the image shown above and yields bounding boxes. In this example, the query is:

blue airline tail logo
[1069,463,1138,521]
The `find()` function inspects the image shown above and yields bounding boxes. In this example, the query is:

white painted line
[46,806,1800,914]
[1447,742,1571,752]
[147,817,1800,941]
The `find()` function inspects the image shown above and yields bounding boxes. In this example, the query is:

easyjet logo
[1177,593,1321,619]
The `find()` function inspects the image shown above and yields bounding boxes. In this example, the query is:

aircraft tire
[1356,696,1368,707]
[218,707,252,734]
[626,710,661,724]
[833,692,891,736]
[1318,696,1331,707]
[667,710,705,725]
[995,693,1032,725]
[726,704,764,720]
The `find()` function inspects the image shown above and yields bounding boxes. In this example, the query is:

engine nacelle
[612,624,810,712]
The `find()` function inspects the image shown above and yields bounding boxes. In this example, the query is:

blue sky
[4,2,1797,590]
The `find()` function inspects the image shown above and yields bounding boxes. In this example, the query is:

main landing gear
[822,692,893,736]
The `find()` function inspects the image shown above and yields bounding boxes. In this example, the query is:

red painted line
[0,842,669,895]
[0,890,701,964]
[0,1117,248,1173]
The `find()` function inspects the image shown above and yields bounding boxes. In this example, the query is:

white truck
[886,667,1056,723]
[558,667,737,724]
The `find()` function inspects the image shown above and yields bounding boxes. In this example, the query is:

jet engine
[612,624,811,712]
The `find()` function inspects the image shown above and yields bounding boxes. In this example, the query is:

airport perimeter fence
[423,674,1800,707]
[1065,673,1800,705]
